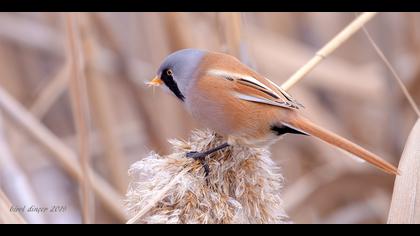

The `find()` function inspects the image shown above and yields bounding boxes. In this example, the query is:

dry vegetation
[126,130,289,224]
[0,12,419,224]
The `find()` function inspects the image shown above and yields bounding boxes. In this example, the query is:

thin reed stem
[87,13,168,153]
[80,13,128,193]
[65,13,93,224]
[281,12,378,91]
[0,189,27,224]
[219,13,242,58]
[30,65,70,119]
[126,167,191,224]
[358,18,420,118]
[0,86,126,221]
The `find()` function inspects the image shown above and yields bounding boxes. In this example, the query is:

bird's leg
[186,142,230,176]
[186,142,230,160]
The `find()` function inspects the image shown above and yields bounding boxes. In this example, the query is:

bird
[147,48,399,176]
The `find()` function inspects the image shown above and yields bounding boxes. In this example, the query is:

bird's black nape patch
[161,69,185,101]
[271,125,308,136]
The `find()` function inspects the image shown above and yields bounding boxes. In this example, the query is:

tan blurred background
[0,12,419,224]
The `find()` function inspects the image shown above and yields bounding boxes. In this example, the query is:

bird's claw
[186,151,206,161]
[186,151,210,176]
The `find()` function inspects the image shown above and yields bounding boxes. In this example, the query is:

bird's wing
[207,69,304,110]
[263,77,305,109]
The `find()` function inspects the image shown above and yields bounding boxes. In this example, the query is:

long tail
[286,117,399,175]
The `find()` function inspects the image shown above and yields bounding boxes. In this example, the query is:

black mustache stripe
[161,72,185,101]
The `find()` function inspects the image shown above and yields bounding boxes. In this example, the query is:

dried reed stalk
[0,13,61,55]
[126,167,191,224]
[388,119,420,224]
[30,64,70,119]
[79,14,128,194]
[219,13,242,58]
[0,83,126,222]
[126,130,289,224]
[360,22,420,118]
[248,25,384,101]
[163,13,194,51]
[87,13,168,153]
[283,161,344,213]
[0,115,46,223]
[88,13,121,54]
[0,189,27,224]
[65,13,93,224]
[281,12,378,91]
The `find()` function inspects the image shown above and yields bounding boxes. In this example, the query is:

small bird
[147,48,399,176]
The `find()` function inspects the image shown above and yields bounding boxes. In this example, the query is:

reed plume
[126,130,289,224]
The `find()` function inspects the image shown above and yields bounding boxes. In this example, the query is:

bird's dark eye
[161,68,185,101]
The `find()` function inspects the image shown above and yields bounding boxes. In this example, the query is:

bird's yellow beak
[146,76,163,87]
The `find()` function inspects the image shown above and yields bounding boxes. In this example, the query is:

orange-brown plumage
[150,49,399,175]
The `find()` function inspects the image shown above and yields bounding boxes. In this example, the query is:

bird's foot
[186,151,210,176]
[186,151,207,160]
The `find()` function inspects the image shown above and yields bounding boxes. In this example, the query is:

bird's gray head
[149,49,206,101]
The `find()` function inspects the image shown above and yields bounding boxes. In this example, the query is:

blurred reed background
[0,12,419,224]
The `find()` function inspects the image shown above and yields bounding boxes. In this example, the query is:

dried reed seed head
[126,130,290,224]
